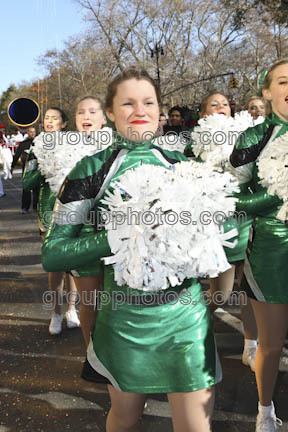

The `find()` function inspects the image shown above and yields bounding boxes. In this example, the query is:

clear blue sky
[0,0,86,94]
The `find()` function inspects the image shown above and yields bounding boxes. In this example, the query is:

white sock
[244,339,257,350]
[258,402,275,416]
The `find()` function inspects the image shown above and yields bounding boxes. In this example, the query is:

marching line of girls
[22,59,287,432]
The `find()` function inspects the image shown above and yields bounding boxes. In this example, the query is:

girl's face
[262,64,288,122]
[204,94,231,117]
[76,98,106,133]
[106,78,159,141]
[248,99,265,119]
[44,109,66,132]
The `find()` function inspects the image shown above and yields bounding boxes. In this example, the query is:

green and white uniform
[23,149,100,276]
[23,150,55,232]
[230,113,288,303]
[42,138,222,393]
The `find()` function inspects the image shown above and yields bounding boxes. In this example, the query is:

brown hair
[105,67,161,110]
[199,91,229,117]
[263,58,288,89]
[45,107,68,127]
[76,95,104,111]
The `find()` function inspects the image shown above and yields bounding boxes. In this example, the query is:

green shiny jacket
[42,139,187,273]
[230,113,287,218]
[23,150,56,230]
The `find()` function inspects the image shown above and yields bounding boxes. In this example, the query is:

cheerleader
[42,68,222,432]
[184,92,232,158]
[23,108,80,335]
[246,95,267,123]
[0,162,5,197]
[189,92,259,372]
[72,96,107,347]
[199,92,230,117]
[230,58,288,431]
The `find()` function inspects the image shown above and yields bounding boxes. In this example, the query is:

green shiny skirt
[71,261,100,277]
[87,268,222,393]
[244,217,288,303]
[223,215,252,263]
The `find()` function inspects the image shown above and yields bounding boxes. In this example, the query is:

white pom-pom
[257,131,288,221]
[254,115,265,126]
[192,112,255,171]
[33,128,113,194]
[101,161,239,290]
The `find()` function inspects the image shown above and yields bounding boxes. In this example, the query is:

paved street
[0,170,287,432]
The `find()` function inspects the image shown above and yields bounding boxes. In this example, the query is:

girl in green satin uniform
[23,108,79,335]
[73,96,107,347]
[42,68,222,432]
[197,92,246,300]
[188,92,258,371]
[246,95,267,124]
[230,59,288,431]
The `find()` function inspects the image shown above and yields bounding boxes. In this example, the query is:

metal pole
[58,68,62,109]
[45,78,48,113]
[38,80,43,133]
[155,43,161,98]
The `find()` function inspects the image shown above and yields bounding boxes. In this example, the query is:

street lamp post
[150,43,164,96]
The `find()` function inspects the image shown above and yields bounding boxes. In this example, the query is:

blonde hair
[246,95,269,116]
[199,91,229,117]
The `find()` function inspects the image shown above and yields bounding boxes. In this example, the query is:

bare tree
[4,0,288,120]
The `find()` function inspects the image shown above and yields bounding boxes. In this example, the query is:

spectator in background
[3,133,19,155]
[11,126,38,214]
[10,134,18,155]
[156,112,167,136]
[159,112,167,128]
[0,143,13,180]
[0,173,5,198]
[15,130,25,143]
[0,146,7,197]
[163,105,190,144]
[166,105,184,127]
[3,134,12,149]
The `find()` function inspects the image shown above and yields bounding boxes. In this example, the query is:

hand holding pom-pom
[101,161,239,291]
[33,129,113,195]
[192,111,259,171]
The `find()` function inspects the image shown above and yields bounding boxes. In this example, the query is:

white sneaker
[49,313,63,335]
[242,347,256,372]
[256,409,282,431]
[65,309,80,329]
